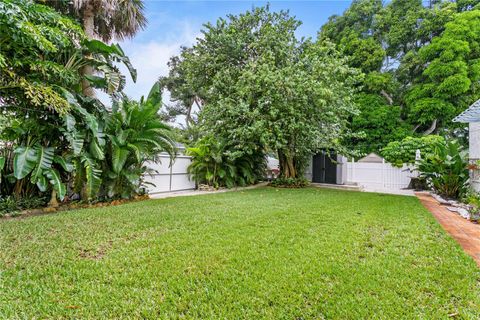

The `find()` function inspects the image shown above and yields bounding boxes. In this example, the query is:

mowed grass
[1,188,479,319]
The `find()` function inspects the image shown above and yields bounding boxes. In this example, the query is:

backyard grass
[1,187,479,319]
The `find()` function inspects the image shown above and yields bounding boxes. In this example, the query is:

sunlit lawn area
[1,187,479,319]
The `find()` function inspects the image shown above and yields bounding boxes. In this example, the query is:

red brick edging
[416,192,480,267]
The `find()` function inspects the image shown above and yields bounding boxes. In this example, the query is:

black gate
[312,151,337,184]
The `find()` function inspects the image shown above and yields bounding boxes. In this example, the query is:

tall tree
[406,10,480,133]
[41,0,147,96]
[320,0,478,154]
[168,7,360,178]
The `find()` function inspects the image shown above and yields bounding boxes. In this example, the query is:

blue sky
[117,0,352,101]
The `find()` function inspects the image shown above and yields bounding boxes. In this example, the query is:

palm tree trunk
[81,1,96,97]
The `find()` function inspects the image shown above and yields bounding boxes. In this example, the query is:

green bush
[417,140,469,199]
[269,177,310,188]
[381,135,445,166]
[187,136,266,188]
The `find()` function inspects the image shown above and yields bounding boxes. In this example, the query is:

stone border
[416,192,480,267]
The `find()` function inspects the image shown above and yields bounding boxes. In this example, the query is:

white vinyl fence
[346,159,418,191]
[143,153,195,194]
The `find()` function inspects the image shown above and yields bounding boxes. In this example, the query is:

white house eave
[453,99,480,123]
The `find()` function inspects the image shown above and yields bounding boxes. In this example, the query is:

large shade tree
[406,10,480,131]
[165,6,360,178]
[320,0,479,155]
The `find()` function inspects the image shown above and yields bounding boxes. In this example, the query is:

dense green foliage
[1,188,479,318]
[381,135,446,166]
[348,93,410,154]
[187,136,265,188]
[320,0,480,155]
[165,7,360,178]
[0,0,174,206]
[160,0,480,166]
[102,84,175,199]
[407,9,480,129]
[0,0,83,115]
[417,140,469,199]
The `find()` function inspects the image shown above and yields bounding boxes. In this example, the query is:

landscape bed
[1,187,479,318]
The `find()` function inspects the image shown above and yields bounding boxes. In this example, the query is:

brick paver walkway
[416,192,480,267]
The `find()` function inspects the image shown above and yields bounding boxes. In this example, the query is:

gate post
[382,158,385,188]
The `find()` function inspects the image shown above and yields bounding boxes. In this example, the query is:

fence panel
[144,153,195,194]
[346,161,417,190]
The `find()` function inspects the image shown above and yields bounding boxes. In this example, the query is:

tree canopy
[163,6,360,178]
[0,0,174,203]
[319,0,480,155]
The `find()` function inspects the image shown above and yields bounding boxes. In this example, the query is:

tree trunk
[81,1,96,97]
[278,150,297,178]
[380,90,393,105]
[48,189,59,208]
[423,119,437,135]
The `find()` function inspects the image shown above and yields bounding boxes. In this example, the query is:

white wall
[144,153,195,194]
[469,122,480,192]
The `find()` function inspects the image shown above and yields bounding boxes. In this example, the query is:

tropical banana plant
[82,40,137,98]
[417,140,469,199]
[0,0,141,204]
[12,144,71,200]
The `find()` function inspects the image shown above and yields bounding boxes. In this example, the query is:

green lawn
[1,188,479,319]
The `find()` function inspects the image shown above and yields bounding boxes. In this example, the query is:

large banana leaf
[86,39,137,83]
[30,145,54,183]
[81,155,102,199]
[63,129,85,155]
[84,75,107,89]
[89,139,105,160]
[36,174,48,192]
[54,155,74,172]
[13,146,37,179]
[113,45,137,83]
[75,105,99,136]
[98,64,125,93]
[44,168,66,201]
[63,114,76,131]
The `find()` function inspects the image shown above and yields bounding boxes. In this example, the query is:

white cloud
[121,22,199,100]
[97,21,199,106]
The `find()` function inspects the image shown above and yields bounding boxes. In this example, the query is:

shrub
[417,140,469,199]
[381,135,446,166]
[187,136,266,188]
[269,177,310,188]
